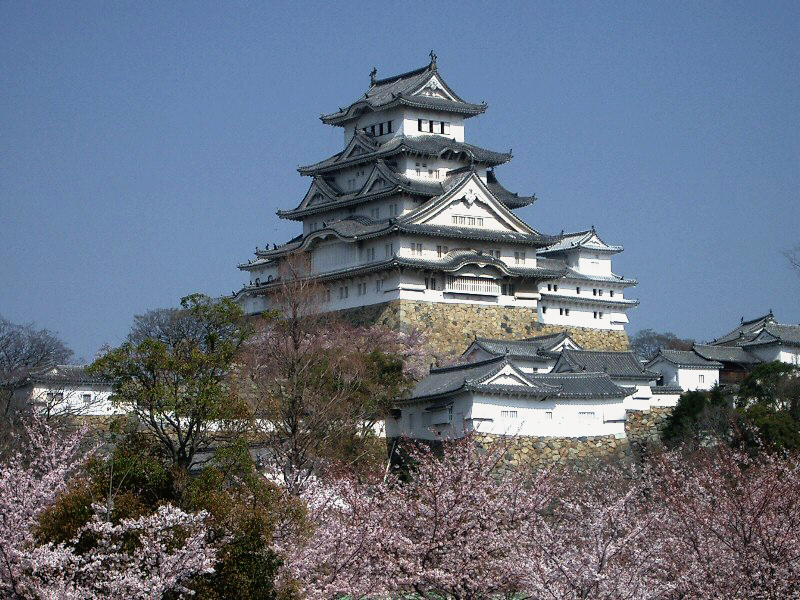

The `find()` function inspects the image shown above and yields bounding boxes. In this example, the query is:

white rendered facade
[234,58,638,330]
[6,365,116,418]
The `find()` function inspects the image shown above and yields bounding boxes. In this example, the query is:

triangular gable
[478,363,535,387]
[548,335,582,353]
[335,132,380,165]
[358,161,401,196]
[747,328,781,345]
[410,73,459,102]
[294,178,338,212]
[402,173,535,234]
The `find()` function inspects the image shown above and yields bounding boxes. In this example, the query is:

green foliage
[89,294,253,470]
[736,361,799,410]
[662,387,731,448]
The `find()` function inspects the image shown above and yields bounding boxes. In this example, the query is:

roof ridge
[429,355,506,374]
[371,64,431,87]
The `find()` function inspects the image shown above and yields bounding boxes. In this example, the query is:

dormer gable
[402,172,537,234]
[409,73,461,102]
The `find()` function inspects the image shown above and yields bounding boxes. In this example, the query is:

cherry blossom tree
[236,257,437,493]
[0,419,217,599]
[655,446,800,599]
[283,435,554,599]
[525,465,672,600]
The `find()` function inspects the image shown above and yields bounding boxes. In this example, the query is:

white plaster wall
[470,395,627,438]
[30,383,116,417]
[577,254,613,276]
[402,110,465,142]
[537,302,626,331]
[678,368,719,391]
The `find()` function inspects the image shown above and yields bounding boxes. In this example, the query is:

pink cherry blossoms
[284,435,800,599]
[0,419,217,599]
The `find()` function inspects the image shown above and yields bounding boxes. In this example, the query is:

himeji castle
[233,56,638,354]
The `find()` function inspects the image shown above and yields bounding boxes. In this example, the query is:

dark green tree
[90,294,253,471]
[662,386,731,448]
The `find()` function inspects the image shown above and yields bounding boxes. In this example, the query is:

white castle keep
[233,56,638,337]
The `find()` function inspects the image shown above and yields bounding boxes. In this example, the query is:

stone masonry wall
[335,300,630,357]
[393,407,676,471]
[475,433,631,471]
[625,406,673,456]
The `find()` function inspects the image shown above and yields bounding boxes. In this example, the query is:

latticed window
[446,276,500,295]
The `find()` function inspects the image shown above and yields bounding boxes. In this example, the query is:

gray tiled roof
[538,292,639,308]
[398,223,557,247]
[537,229,623,255]
[650,350,723,369]
[693,344,761,365]
[711,312,774,346]
[526,372,630,398]
[485,170,536,208]
[559,267,638,286]
[410,357,530,399]
[746,324,800,347]
[407,357,629,401]
[28,365,110,385]
[471,332,577,359]
[651,385,684,395]
[555,350,658,380]
[298,135,511,175]
[321,62,486,125]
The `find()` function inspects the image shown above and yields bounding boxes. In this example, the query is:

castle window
[699,375,705,384]
[389,204,399,217]
[440,121,450,134]
[379,122,384,135]
[411,243,422,256]
[599,312,604,318]
[593,288,597,296]
[547,284,552,291]
[448,405,453,422]
[514,251,526,264]
[387,120,393,133]
[579,412,596,420]
[545,411,553,420]
[501,283,516,295]
[564,308,570,316]
[376,278,385,292]
[370,207,379,219]
[324,288,331,302]
[437,245,448,257]
[501,410,518,419]
[593,311,598,319]
[357,282,367,296]
[598,289,603,296]
[384,243,393,258]
[339,286,349,299]
[425,277,437,290]
[610,290,615,297]
[559,308,564,316]
[542,306,547,314]
[366,247,375,261]
[553,284,558,291]
[82,394,91,403]
[576,286,581,294]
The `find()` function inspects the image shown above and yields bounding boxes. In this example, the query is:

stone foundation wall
[625,406,673,456]
[391,407,675,470]
[335,300,630,357]
[475,433,631,471]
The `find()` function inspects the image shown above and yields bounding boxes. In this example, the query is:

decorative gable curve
[402,173,536,235]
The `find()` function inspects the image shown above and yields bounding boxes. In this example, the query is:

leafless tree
[785,244,800,275]
[0,316,74,447]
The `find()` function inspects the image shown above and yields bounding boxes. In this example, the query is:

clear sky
[2,1,798,361]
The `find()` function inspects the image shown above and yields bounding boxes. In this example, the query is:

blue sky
[2,1,798,361]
